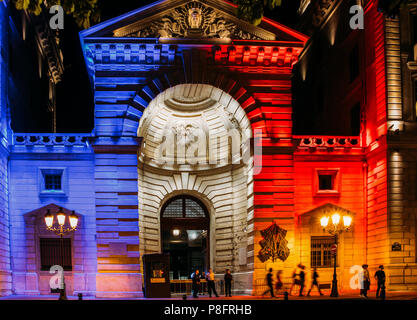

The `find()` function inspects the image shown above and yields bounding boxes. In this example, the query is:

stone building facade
[0,0,64,296]
[294,0,417,290]
[387,2,417,290]
[0,0,416,298]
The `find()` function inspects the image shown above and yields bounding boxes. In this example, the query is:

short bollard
[284,291,289,301]
[78,293,83,300]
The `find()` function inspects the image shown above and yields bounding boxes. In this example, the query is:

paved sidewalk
[1,291,416,300]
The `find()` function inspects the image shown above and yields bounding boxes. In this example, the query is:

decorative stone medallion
[121,1,264,40]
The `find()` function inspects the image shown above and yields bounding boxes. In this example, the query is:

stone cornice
[83,41,304,75]
[138,158,246,175]
[92,145,140,154]
[91,136,142,154]
[9,152,94,160]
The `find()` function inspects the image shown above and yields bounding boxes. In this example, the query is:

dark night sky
[55,0,300,133]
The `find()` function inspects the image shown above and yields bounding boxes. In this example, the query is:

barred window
[162,196,207,218]
[185,198,206,217]
[41,168,64,192]
[44,174,62,190]
[40,238,72,271]
[311,237,334,268]
[162,199,183,217]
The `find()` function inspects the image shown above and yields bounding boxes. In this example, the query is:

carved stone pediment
[112,1,274,40]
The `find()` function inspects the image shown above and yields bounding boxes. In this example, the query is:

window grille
[311,237,334,268]
[44,174,62,190]
[40,238,72,271]
[162,196,207,218]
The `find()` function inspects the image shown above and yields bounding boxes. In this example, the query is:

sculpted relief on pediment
[116,1,270,40]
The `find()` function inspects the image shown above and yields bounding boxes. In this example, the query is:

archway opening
[160,195,209,280]
[137,84,255,293]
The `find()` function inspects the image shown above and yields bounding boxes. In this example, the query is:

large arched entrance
[161,195,209,279]
[137,83,254,293]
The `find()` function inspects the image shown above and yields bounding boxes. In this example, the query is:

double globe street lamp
[44,208,78,300]
[320,213,352,297]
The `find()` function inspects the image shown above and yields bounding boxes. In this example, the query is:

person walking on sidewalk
[375,265,386,299]
[275,270,283,294]
[262,268,275,297]
[224,269,233,297]
[360,264,370,298]
[289,268,299,295]
[299,265,306,296]
[307,268,324,296]
[206,268,219,298]
[191,269,201,298]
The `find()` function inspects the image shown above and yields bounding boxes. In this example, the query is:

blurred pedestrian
[262,268,275,297]
[299,265,306,296]
[289,268,298,295]
[307,268,323,296]
[275,270,283,293]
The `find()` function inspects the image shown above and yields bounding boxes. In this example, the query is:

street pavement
[0,291,416,300]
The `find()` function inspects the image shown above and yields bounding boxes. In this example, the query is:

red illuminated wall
[364,2,389,267]
[208,45,302,273]
[249,0,388,288]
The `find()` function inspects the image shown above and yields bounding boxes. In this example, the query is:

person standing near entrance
[206,268,219,298]
[224,269,233,297]
[262,268,275,297]
[191,269,201,298]
[360,264,370,298]
[307,268,323,296]
[375,265,386,299]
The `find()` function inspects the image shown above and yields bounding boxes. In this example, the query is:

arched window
[161,195,209,230]
[162,196,208,218]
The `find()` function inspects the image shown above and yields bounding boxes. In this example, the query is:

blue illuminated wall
[8,137,97,295]
[0,0,12,296]
[0,0,98,296]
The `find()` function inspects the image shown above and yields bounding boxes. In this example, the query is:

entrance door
[160,196,209,280]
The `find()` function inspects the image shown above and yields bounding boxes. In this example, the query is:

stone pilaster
[0,2,12,297]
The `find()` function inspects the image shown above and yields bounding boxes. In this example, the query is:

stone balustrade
[12,133,91,146]
[294,136,361,148]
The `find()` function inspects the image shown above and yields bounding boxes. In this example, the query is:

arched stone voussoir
[124,74,264,137]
